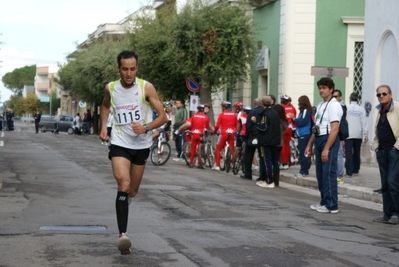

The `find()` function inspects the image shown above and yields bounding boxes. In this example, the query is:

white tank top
[109,78,153,149]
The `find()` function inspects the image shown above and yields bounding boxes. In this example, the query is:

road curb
[279,173,382,204]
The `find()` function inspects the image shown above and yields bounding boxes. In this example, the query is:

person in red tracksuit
[177,105,211,168]
[280,94,297,169]
[213,101,237,171]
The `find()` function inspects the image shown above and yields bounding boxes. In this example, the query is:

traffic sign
[186,77,201,93]
[79,101,86,108]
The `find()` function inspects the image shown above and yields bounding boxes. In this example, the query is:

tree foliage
[57,36,131,106]
[170,0,255,104]
[128,0,255,120]
[1,65,36,94]
[6,93,49,116]
[128,5,189,100]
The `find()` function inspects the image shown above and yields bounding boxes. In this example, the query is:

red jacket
[187,112,211,135]
[214,109,237,134]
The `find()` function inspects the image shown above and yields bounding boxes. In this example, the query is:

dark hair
[349,92,358,101]
[117,51,138,67]
[298,95,313,114]
[376,85,392,94]
[317,77,335,90]
[333,89,342,96]
[272,104,287,122]
[268,94,276,104]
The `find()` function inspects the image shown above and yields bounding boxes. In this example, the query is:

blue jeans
[344,139,362,175]
[337,142,344,177]
[376,148,399,217]
[314,134,340,210]
[298,134,310,175]
[85,122,91,134]
[175,133,185,158]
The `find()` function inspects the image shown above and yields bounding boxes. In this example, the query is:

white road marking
[0,141,3,147]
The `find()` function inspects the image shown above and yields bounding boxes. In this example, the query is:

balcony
[36,66,49,75]
[35,81,50,92]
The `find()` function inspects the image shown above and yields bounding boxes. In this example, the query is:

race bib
[114,103,142,125]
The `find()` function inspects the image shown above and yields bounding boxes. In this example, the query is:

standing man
[240,98,263,180]
[34,109,41,134]
[99,51,167,254]
[305,77,342,214]
[255,95,281,188]
[84,109,92,134]
[372,85,399,225]
[344,92,368,177]
[176,105,211,168]
[173,99,188,160]
[213,101,237,171]
[333,89,346,183]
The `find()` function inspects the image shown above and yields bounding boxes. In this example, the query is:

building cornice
[342,16,364,25]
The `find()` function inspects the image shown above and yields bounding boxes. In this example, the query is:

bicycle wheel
[198,143,206,168]
[220,147,226,171]
[232,152,240,175]
[183,142,191,165]
[150,142,171,166]
[225,146,232,173]
[207,144,215,169]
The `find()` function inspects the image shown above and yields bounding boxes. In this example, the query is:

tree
[128,4,189,101]
[171,1,255,113]
[129,0,256,122]
[2,65,36,94]
[57,36,130,106]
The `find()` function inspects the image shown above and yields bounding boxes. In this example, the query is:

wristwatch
[143,124,150,133]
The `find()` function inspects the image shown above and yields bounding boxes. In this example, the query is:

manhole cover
[39,225,107,231]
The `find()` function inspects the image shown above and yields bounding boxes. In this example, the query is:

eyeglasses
[376,92,389,98]
[333,95,339,98]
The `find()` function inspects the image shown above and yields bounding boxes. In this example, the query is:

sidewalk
[277,163,383,204]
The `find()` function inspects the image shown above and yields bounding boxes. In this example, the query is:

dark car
[39,115,75,135]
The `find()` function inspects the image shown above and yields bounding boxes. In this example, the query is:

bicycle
[150,129,171,166]
[202,130,215,169]
[218,130,234,173]
[183,130,208,169]
[232,137,246,175]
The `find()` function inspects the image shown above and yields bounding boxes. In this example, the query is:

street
[0,122,398,267]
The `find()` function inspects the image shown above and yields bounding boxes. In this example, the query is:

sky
[0,0,148,104]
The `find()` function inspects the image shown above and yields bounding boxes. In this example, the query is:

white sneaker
[316,205,339,214]
[265,182,275,188]
[118,233,132,255]
[279,165,289,170]
[213,166,220,171]
[256,181,267,187]
[310,203,322,211]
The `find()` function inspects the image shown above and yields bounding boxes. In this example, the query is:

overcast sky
[0,0,149,103]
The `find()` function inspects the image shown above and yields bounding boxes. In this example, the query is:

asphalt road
[0,122,398,267]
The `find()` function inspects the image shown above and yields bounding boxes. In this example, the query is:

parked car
[39,115,75,135]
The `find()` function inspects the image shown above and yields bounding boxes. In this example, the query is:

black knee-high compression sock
[115,191,129,234]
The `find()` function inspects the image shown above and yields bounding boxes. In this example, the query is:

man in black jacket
[240,98,263,180]
[255,95,281,188]
[34,109,41,133]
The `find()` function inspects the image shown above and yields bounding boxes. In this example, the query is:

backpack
[339,105,349,141]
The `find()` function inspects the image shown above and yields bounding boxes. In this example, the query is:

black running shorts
[109,145,150,165]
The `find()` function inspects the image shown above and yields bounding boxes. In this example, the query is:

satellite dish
[78,101,86,108]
